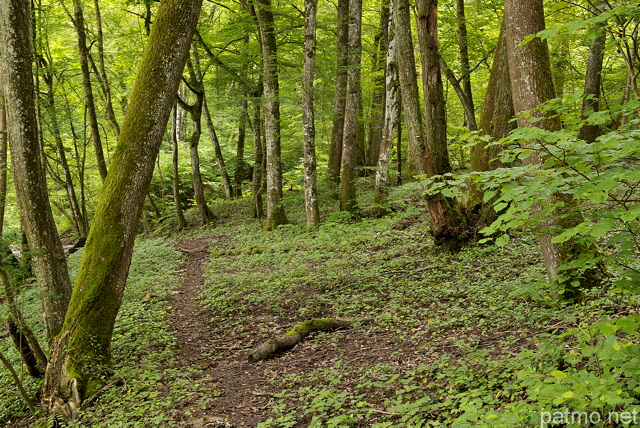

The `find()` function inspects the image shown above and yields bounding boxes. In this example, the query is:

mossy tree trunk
[302,0,321,228]
[0,0,73,341]
[415,0,467,252]
[505,0,604,297]
[255,0,288,230]
[251,94,266,218]
[42,0,203,416]
[339,0,362,213]
[327,0,350,193]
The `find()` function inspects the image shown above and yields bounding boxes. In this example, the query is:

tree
[0,0,73,341]
[339,0,362,213]
[172,104,188,230]
[41,0,203,416]
[70,0,109,182]
[415,0,468,251]
[374,0,400,210]
[302,0,321,228]
[254,0,287,230]
[504,0,603,295]
[327,0,350,192]
[455,0,476,131]
[468,19,515,227]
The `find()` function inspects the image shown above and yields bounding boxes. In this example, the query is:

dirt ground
[167,236,419,427]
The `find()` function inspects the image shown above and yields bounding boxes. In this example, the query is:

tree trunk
[71,0,108,182]
[203,98,234,199]
[93,0,120,137]
[172,104,187,230]
[339,0,362,213]
[578,17,606,143]
[42,0,202,416]
[367,2,390,167]
[42,65,89,238]
[301,0,321,228]
[394,0,426,176]
[255,0,287,230]
[0,0,73,341]
[327,0,350,192]
[374,0,400,211]
[0,81,7,236]
[233,100,248,198]
[468,19,514,226]
[456,0,476,130]
[415,0,467,252]
[251,95,265,218]
[505,0,603,296]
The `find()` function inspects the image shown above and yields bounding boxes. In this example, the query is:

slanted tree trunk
[339,0,362,213]
[0,0,73,341]
[302,0,321,228]
[505,0,603,297]
[42,62,89,238]
[374,0,400,211]
[327,0,350,192]
[42,0,202,416]
[415,0,467,252]
[255,0,287,230]
[172,104,187,230]
[203,98,234,199]
[468,19,514,227]
[71,0,108,182]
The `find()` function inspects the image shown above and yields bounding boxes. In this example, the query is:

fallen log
[248,317,373,362]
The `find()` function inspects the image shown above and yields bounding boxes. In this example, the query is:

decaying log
[248,317,373,362]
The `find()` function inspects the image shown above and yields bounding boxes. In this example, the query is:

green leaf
[494,234,510,246]
[550,370,567,379]
[589,218,616,238]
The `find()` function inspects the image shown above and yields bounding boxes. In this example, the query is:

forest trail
[169,236,270,427]
[168,235,408,427]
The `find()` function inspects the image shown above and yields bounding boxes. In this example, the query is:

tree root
[248,317,373,362]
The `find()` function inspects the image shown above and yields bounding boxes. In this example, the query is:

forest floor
[1,185,638,427]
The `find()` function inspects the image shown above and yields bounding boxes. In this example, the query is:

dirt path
[168,236,271,427]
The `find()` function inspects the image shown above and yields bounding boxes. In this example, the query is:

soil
[167,236,416,428]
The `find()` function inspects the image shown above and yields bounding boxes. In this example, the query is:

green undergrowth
[0,237,215,427]
[199,185,640,427]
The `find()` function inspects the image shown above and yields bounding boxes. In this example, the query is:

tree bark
[251,95,265,218]
[203,98,234,200]
[374,0,400,211]
[248,317,372,362]
[255,0,287,230]
[172,104,187,230]
[327,0,350,192]
[92,0,120,137]
[468,19,514,227]
[71,0,108,182]
[579,17,606,143]
[339,0,362,213]
[233,100,248,198]
[42,0,202,416]
[367,2,390,167]
[302,0,321,228]
[415,0,467,252]
[0,0,73,341]
[456,0,476,130]
[505,0,603,296]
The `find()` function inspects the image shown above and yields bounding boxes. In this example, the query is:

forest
[0,0,639,426]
